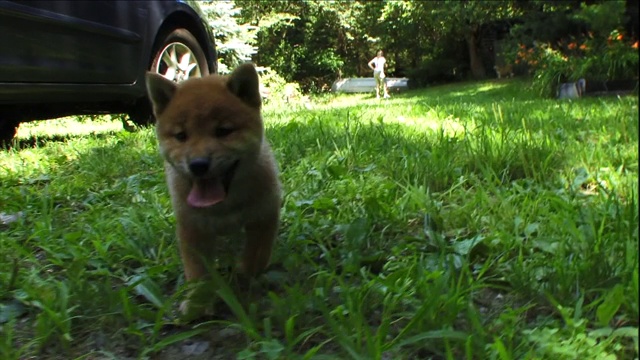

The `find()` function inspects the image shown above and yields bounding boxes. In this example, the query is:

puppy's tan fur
[145,64,281,316]
[494,64,514,79]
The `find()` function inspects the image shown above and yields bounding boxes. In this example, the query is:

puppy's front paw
[179,299,192,316]
[178,290,215,322]
[238,258,270,278]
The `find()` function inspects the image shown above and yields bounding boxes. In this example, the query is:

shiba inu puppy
[557,78,586,99]
[145,63,281,317]
[494,64,514,79]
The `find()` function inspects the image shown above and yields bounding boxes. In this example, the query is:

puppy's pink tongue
[187,178,226,208]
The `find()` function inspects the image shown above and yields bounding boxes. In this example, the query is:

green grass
[1,79,638,359]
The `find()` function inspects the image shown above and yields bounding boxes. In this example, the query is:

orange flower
[632,41,639,49]
[568,43,577,50]
[519,44,526,49]
[617,34,623,41]
[528,48,534,53]
[579,44,588,50]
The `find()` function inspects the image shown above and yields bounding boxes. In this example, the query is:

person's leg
[374,71,381,98]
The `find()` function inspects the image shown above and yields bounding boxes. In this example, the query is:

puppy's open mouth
[187,161,240,208]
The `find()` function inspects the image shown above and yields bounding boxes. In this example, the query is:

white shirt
[371,57,386,71]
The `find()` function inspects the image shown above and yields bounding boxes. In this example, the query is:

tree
[236,0,384,89]
[227,1,583,87]
[416,1,522,79]
[201,1,258,74]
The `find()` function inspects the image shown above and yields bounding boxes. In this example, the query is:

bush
[257,67,304,104]
[502,1,639,97]
[517,33,639,97]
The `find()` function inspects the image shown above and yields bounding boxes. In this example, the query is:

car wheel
[152,28,209,82]
[129,28,210,126]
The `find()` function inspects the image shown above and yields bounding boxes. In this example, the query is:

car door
[0,0,146,84]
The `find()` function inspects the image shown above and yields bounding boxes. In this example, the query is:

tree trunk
[465,28,486,79]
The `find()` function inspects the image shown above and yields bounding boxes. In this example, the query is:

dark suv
[0,0,217,144]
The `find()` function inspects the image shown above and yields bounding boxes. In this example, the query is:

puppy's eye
[215,127,234,138]
[174,131,187,142]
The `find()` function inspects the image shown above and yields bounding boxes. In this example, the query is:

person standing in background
[368,50,390,99]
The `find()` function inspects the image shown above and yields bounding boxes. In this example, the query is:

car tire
[129,28,210,126]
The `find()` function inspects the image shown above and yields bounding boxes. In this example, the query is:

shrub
[502,1,638,97]
[507,32,638,97]
[256,67,304,104]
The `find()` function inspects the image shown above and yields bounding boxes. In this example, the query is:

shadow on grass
[6,131,123,150]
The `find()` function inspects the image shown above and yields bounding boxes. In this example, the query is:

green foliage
[257,67,304,105]
[236,0,357,88]
[572,1,626,37]
[527,36,640,97]
[504,1,638,97]
[197,1,638,92]
[519,298,637,359]
[508,3,584,48]
[235,0,524,86]
[516,43,574,97]
[201,0,257,73]
[405,33,469,87]
[381,0,522,80]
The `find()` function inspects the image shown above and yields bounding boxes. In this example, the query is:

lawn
[0,79,638,359]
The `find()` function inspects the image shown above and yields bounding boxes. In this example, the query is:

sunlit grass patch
[16,116,123,139]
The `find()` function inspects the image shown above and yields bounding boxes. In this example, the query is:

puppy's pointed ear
[227,63,262,109]
[145,72,177,116]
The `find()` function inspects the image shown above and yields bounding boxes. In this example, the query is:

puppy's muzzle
[188,158,210,177]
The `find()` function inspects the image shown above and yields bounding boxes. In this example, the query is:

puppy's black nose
[188,158,210,177]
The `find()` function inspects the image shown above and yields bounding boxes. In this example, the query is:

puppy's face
[146,64,264,207]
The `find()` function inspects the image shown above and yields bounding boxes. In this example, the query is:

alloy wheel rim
[155,42,201,82]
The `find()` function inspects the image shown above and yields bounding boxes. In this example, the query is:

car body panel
[0,0,217,120]
[0,1,144,84]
